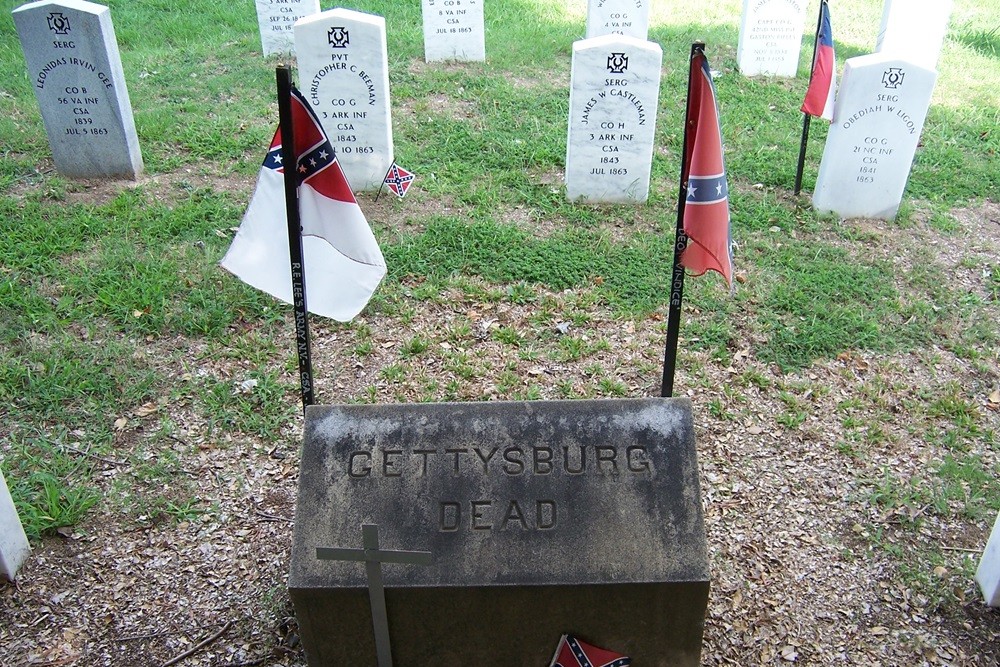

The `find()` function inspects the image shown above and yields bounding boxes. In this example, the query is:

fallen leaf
[133,402,158,417]
[113,417,128,430]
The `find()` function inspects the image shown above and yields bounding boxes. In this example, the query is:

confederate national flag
[680,49,734,286]
[801,0,836,121]
[549,634,631,667]
[220,87,385,321]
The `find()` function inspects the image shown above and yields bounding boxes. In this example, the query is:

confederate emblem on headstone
[882,67,905,89]
[47,12,71,35]
[328,26,349,48]
[607,52,628,74]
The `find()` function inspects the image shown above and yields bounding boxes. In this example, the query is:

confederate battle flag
[549,634,631,667]
[680,49,733,286]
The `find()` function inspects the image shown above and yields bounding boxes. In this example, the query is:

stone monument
[565,34,661,204]
[289,398,709,665]
[736,0,807,77]
[294,8,393,191]
[421,0,486,62]
[0,470,30,581]
[585,0,651,41]
[976,511,1000,607]
[12,0,143,179]
[813,53,936,220]
[876,0,952,70]
[255,0,319,57]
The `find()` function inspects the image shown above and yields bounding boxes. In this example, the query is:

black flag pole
[661,42,704,398]
[794,0,827,196]
[276,65,315,411]
[373,163,393,203]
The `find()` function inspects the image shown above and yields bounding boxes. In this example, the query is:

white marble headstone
[977,511,1000,607]
[0,470,30,581]
[422,0,485,62]
[255,0,319,57]
[12,0,143,179]
[565,34,661,204]
[585,0,651,41]
[813,53,936,220]
[736,0,807,77]
[876,0,953,71]
[294,8,393,192]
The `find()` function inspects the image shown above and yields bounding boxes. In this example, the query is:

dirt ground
[1,186,999,665]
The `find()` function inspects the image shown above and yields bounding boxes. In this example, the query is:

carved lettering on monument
[346,444,652,531]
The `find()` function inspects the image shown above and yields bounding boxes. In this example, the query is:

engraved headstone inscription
[875,0,953,71]
[255,0,319,57]
[421,0,485,62]
[0,470,31,581]
[565,34,661,203]
[585,0,651,41]
[294,8,393,191]
[736,0,807,77]
[976,511,1000,607]
[12,0,143,179]
[813,53,936,220]
[289,398,710,666]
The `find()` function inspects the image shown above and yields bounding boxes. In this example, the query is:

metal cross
[316,523,432,667]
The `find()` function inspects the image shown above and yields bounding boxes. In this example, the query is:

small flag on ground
[801,0,836,121]
[382,161,415,198]
[680,49,733,286]
[549,634,631,667]
[220,87,386,322]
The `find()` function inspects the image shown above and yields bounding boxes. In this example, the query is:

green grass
[0,0,997,607]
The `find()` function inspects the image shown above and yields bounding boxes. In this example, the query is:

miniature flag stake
[276,65,315,410]
[661,42,733,398]
[661,43,701,399]
[794,0,835,195]
[222,67,386,411]
[374,161,415,202]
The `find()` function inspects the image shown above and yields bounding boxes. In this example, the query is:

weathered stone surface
[294,8,393,191]
[736,0,806,77]
[586,0,651,40]
[976,511,1000,607]
[565,35,661,204]
[12,0,143,179]
[289,397,709,666]
[813,53,936,220]
[421,0,485,62]
[0,470,30,582]
[254,0,319,57]
[876,0,952,70]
